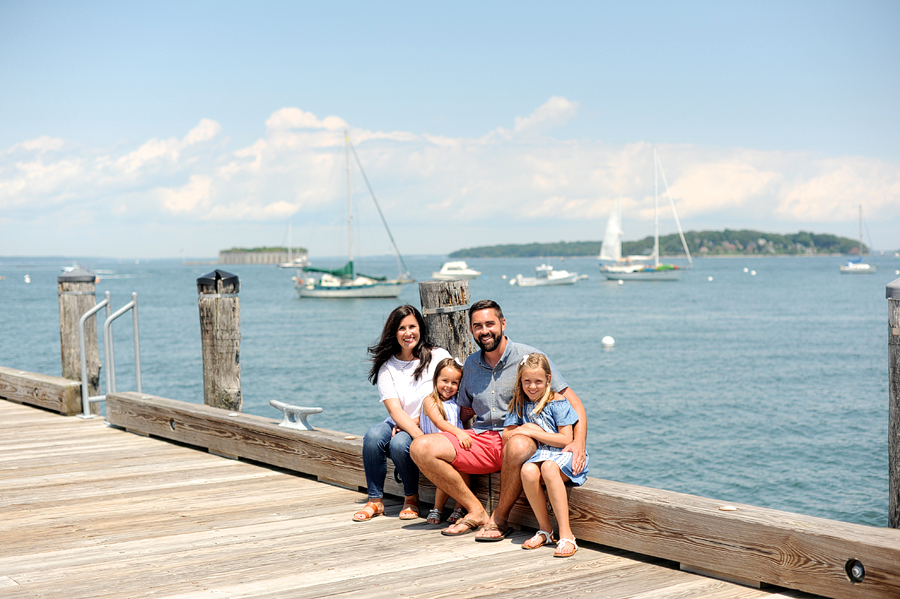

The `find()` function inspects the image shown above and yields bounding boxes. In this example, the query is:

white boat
[511,264,581,286]
[296,132,413,298]
[599,149,692,281]
[839,205,876,274]
[432,261,481,280]
[278,222,310,269]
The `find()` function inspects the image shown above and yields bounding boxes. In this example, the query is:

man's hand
[563,439,587,475]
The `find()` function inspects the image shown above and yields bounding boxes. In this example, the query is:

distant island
[220,246,307,254]
[449,230,867,259]
[219,246,308,266]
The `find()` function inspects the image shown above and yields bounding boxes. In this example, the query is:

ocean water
[1,253,896,527]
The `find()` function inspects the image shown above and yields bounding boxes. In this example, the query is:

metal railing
[78,292,142,419]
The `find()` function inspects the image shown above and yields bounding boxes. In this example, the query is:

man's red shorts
[442,430,503,475]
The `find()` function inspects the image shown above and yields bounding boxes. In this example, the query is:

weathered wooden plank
[103,392,898,599]
[2,397,813,599]
[887,280,900,528]
[106,391,428,500]
[561,479,900,599]
[0,366,82,414]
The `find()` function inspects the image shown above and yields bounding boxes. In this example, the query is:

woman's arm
[383,397,424,439]
[506,422,573,448]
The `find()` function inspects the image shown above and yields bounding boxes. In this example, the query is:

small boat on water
[839,205,876,275]
[432,261,481,280]
[599,149,692,281]
[296,132,413,299]
[278,223,310,269]
[511,264,581,287]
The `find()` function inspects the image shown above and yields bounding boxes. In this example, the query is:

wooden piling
[418,279,475,361]
[57,268,100,414]
[197,269,242,411]
[888,278,900,528]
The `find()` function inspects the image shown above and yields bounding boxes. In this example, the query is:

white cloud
[514,96,579,133]
[265,107,348,132]
[8,136,66,153]
[778,158,900,222]
[161,175,213,213]
[1,98,899,257]
[665,160,781,216]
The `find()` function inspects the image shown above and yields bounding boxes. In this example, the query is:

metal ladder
[78,291,142,418]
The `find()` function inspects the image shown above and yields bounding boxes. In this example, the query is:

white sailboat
[278,222,309,269]
[296,132,413,298]
[839,205,876,274]
[598,149,692,281]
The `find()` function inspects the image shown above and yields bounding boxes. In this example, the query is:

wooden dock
[0,399,823,599]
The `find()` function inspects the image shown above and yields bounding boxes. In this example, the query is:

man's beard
[475,332,502,352]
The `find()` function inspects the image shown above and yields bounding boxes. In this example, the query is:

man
[410,299,587,540]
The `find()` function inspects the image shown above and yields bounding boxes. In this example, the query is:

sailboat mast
[858,204,864,256]
[653,149,660,267]
[345,132,353,277]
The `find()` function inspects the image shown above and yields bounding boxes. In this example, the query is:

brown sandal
[398,499,420,520]
[440,515,483,536]
[352,501,384,522]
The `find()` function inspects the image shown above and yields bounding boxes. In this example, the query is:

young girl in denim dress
[503,353,589,557]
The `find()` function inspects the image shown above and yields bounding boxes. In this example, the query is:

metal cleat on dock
[269,400,323,431]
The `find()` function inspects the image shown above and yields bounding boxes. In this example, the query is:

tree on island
[448,230,866,259]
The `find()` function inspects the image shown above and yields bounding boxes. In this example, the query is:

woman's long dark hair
[367,305,435,385]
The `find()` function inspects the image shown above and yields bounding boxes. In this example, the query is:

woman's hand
[455,430,473,450]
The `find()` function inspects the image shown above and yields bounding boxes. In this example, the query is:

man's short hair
[469,299,504,323]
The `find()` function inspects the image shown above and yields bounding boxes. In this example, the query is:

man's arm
[559,387,587,474]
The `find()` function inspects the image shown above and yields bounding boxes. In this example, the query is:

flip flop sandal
[440,516,482,536]
[426,508,442,524]
[447,507,466,524]
[554,537,578,557]
[474,521,511,542]
[399,501,420,520]
[522,530,554,550]
[352,501,384,522]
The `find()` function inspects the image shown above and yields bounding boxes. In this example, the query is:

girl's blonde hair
[510,353,553,418]
[426,357,464,421]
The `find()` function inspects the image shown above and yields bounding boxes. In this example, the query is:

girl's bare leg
[434,488,449,512]
[521,462,553,534]
[541,461,572,540]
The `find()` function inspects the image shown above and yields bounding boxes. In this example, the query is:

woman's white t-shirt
[376,347,451,424]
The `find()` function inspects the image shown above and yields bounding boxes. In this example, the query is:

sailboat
[598,149,692,281]
[296,132,414,298]
[278,222,309,269]
[839,205,876,274]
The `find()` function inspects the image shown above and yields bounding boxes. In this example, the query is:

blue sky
[1,1,898,259]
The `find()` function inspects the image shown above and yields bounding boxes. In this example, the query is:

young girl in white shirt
[419,357,472,524]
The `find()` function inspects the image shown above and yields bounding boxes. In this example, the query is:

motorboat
[432,261,481,280]
[510,264,581,286]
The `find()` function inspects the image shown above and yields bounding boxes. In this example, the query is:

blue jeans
[362,421,419,499]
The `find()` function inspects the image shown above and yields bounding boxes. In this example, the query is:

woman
[353,305,451,522]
